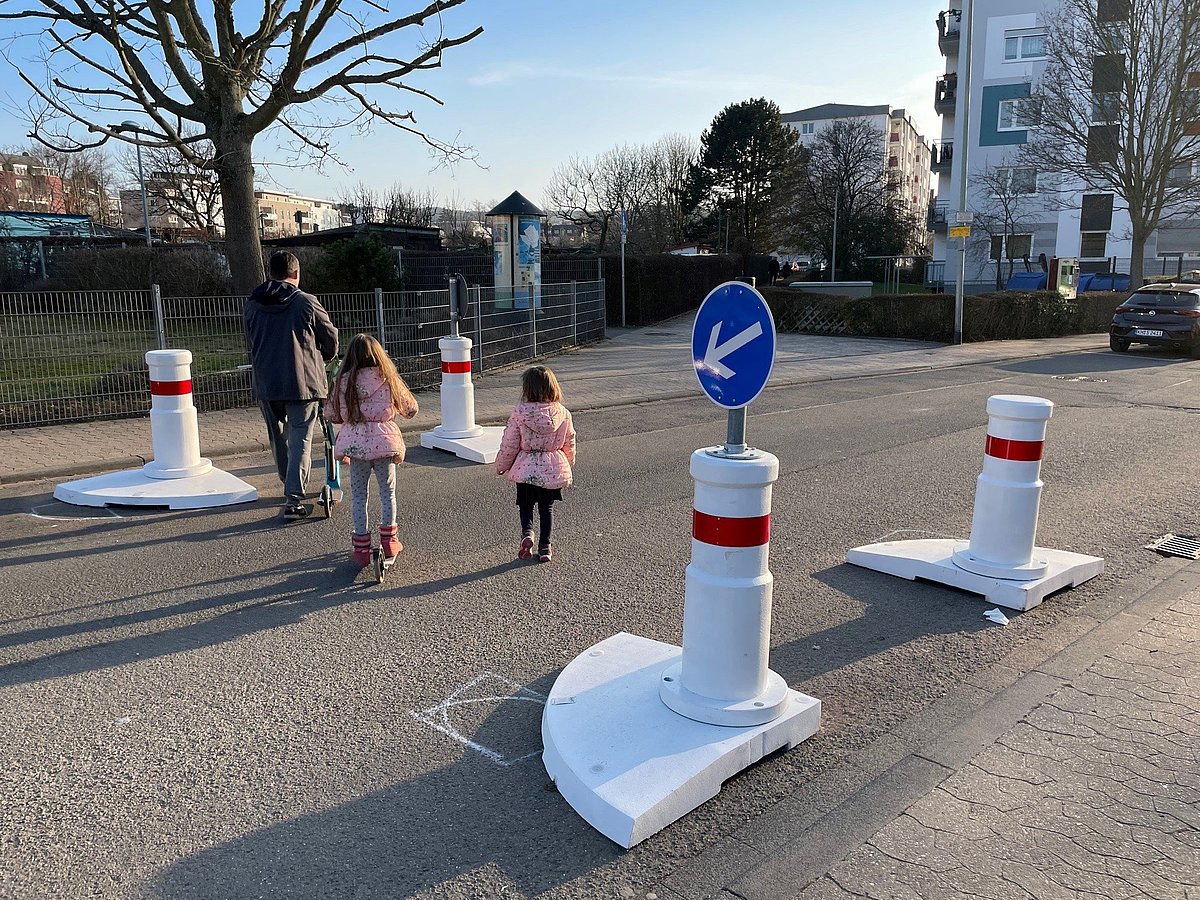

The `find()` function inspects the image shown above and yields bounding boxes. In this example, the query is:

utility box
[1049,257,1078,299]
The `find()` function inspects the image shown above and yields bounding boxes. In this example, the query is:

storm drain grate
[1145,533,1200,559]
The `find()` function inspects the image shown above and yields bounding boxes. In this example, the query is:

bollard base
[542,632,821,849]
[419,425,505,464]
[847,538,1104,612]
[54,466,257,510]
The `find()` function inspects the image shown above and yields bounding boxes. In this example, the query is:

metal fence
[0,279,606,429]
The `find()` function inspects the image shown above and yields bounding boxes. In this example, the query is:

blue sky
[0,0,948,208]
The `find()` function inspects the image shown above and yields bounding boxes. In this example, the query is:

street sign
[954,211,974,225]
[950,225,971,239]
[620,209,628,244]
[692,281,776,409]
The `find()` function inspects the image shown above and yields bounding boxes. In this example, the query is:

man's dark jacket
[244,280,339,402]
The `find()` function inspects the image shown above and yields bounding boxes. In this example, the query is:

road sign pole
[724,407,747,456]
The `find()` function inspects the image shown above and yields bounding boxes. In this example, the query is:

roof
[782,103,892,123]
[0,210,142,241]
[486,191,545,217]
[264,221,441,249]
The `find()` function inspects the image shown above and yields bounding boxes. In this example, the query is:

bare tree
[1022,0,1200,286]
[382,183,438,228]
[36,145,116,220]
[779,119,917,277]
[1,0,482,291]
[974,158,1041,290]
[544,139,694,252]
[123,141,223,238]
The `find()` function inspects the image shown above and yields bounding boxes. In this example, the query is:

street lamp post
[123,120,152,248]
[953,0,974,345]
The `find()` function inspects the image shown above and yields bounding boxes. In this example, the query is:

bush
[45,244,233,296]
[286,236,401,294]
[759,287,1118,343]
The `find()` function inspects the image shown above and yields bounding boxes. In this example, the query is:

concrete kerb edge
[664,553,1200,898]
[2,336,1107,487]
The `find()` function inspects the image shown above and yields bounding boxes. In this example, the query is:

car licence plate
[1134,329,1164,337]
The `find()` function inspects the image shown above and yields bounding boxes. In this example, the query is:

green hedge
[601,253,742,326]
[759,288,1119,342]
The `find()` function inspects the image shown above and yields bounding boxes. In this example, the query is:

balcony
[928,202,950,232]
[937,8,961,55]
[930,140,954,172]
[935,75,958,115]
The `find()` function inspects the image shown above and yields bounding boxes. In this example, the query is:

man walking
[244,250,339,519]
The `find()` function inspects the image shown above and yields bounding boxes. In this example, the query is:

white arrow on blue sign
[691,281,777,409]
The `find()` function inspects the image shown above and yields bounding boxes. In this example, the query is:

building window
[1080,232,1108,258]
[1004,32,1047,61]
[1168,162,1196,186]
[800,123,815,135]
[1081,194,1115,231]
[1091,92,1120,124]
[1097,0,1131,22]
[1087,124,1121,165]
[997,167,1038,194]
[997,98,1037,131]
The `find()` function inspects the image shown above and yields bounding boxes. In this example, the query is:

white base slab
[542,632,821,848]
[847,538,1104,611]
[419,425,505,464]
[54,466,258,510]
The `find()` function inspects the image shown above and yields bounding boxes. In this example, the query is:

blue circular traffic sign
[691,281,776,409]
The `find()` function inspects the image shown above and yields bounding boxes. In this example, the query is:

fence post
[571,280,577,346]
[151,283,167,350]
[375,287,386,346]
[530,285,537,358]
[600,277,607,339]
[473,285,484,374]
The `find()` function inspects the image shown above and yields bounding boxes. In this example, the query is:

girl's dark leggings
[519,499,553,546]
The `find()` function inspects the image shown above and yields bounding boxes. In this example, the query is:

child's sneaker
[518,533,534,560]
[351,532,372,568]
[379,524,403,559]
[538,544,553,563]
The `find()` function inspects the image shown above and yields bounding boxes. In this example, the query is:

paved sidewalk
[0,323,1107,484]
[654,559,1200,900]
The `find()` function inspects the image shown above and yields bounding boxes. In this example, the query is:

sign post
[542,280,821,849]
[619,209,628,328]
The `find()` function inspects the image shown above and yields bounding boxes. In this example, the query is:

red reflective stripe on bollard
[692,510,770,547]
[985,435,1044,461]
[441,361,471,374]
[150,379,192,396]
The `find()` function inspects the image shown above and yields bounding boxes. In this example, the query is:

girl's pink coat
[495,402,576,489]
[324,368,418,461]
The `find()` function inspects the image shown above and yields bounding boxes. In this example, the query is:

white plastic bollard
[433,335,484,440]
[143,349,213,479]
[659,448,791,726]
[952,394,1054,581]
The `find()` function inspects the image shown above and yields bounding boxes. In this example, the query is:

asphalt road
[1,344,1197,899]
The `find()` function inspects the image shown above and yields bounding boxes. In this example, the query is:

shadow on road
[999,349,1190,376]
[148,672,615,898]
[0,556,525,688]
[771,563,987,683]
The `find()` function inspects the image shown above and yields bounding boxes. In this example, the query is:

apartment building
[254,189,348,238]
[930,0,1200,291]
[0,154,65,213]
[782,103,933,242]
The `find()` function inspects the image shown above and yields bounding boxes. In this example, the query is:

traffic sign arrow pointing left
[703,320,764,379]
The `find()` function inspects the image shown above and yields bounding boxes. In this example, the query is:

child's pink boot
[379,524,403,560]
[351,532,372,568]
[518,532,534,560]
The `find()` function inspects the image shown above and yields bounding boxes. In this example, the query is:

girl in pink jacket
[495,365,577,562]
[324,333,419,567]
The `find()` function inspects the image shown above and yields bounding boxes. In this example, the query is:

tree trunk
[213,133,264,295]
[1128,221,1148,289]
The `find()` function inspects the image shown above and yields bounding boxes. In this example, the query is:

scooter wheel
[374,550,384,584]
[321,485,333,519]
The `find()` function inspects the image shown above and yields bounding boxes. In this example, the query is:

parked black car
[1109,283,1200,355]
